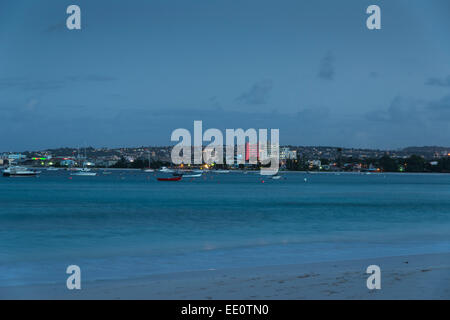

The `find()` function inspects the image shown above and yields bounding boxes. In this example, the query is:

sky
[0,0,449,151]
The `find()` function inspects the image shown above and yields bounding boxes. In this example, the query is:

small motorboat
[3,166,40,177]
[183,173,202,178]
[157,176,182,181]
[70,168,97,176]
[271,175,282,180]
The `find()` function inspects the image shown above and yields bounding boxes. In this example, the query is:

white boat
[215,170,230,173]
[70,168,97,176]
[260,170,279,176]
[271,175,282,180]
[159,166,174,173]
[3,166,40,177]
[183,173,202,178]
[70,147,97,176]
[143,151,154,172]
[68,167,83,171]
[46,167,60,171]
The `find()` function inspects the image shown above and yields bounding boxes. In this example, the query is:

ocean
[1,170,449,287]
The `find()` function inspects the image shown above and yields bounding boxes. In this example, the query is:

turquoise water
[1,170,450,286]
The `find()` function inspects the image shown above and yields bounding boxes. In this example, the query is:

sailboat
[143,151,154,172]
[70,147,97,176]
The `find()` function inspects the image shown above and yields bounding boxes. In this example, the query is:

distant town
[1,145,450,173]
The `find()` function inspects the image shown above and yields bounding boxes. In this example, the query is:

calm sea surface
[1,170,449,286]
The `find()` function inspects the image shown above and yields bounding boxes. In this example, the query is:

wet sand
[1,252,449,299]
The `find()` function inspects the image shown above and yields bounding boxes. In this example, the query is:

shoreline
[2,252,449,300]
[3,166,450,175]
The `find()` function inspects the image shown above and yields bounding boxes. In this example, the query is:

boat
[142,151,154,172]
[159,166,174,173]
[271,175,282,180]
[70,168,97,176]
[260,170,279,176]
[157,176,182,181]
[2,166,40,177]
[183,173,202,178]
[46,167,60,171]
[215,170,230,173]
[70,147,97,176]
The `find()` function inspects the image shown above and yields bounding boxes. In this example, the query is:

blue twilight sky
[0,0,449,151]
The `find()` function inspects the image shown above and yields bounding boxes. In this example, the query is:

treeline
[108,155,450,172]
[286,155,450,173]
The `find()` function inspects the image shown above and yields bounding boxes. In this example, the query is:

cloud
[425,75,450,87]
[296,106,330,122]
[236,79,273,105]
[0,78,64,91]
[365,94,450,124]
[66,75,116,82]
[365,96,424,123]
[318,52,335,80]
[0,75,116,92]
[44,22,66,33]
[426,95,450,120]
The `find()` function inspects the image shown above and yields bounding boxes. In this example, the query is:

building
[280,147,297,161]
[308,160,321,169]
[245,142,258,163]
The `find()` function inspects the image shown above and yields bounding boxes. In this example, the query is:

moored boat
[70,168,97,176]
[2,166,40,177]
[183,173,202,178]
[157,176,182,181]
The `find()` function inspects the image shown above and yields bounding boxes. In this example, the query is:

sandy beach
[2,252,449,300]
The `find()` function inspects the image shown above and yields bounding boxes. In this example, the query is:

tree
[379,155,398,172]
[405,155,425,172]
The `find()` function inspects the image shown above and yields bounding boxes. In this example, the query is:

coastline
[2,252,449,300]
